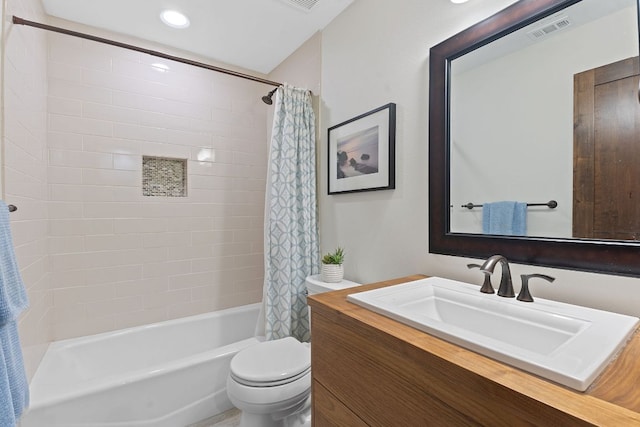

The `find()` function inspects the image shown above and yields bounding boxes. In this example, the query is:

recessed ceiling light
[450,0,469,3]
[160,10,190,29]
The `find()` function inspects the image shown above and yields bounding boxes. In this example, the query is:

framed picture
[328,103,396,194]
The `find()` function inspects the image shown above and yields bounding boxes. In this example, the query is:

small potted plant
[321,247,345,283]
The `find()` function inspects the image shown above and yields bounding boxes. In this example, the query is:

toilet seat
[230,337,311,387]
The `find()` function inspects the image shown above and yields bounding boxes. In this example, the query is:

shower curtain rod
[12,16,283,88]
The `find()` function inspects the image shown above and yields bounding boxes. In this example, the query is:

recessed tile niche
[142,156,187,197]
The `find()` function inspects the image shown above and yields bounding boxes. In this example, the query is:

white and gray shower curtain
[263,84,319,342]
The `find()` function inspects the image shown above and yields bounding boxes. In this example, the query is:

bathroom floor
[188,408,241,427]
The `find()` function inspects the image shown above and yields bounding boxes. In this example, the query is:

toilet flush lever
[517,274,555,302]
[467,263,494,294]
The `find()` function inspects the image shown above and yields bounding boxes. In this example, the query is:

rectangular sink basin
[347,277,639,391]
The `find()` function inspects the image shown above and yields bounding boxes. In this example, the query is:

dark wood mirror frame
[429,0,640,277]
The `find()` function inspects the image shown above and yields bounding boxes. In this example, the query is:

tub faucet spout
[480,255,515,298]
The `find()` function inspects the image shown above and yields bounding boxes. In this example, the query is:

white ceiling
[40,0,354,74]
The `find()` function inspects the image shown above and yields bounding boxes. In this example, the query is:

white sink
[347,277,639,391]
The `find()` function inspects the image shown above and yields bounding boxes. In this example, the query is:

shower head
[262,88,278,105]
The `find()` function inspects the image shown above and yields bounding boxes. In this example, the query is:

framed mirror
[429,0,640,276]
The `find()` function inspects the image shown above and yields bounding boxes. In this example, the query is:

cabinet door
[312,381,367,427]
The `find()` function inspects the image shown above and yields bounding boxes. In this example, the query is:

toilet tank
[305,275,361,334]
[305,274,361,295]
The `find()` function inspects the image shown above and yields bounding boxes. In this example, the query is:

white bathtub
[21,303,262,427]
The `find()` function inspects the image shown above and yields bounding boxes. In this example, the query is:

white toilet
[226,275,360,427]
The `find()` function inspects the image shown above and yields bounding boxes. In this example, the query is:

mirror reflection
[449,0,638,240]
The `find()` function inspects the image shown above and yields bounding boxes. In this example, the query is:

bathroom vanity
[307,275,640,426]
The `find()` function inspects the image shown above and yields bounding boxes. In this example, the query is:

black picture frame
[328,103,396,194]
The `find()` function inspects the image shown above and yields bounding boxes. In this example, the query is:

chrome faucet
[480,255,515,298]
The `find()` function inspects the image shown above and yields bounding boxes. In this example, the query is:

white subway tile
[113,154,141,171]
[48,167,83,184]
[52,304,86,327]
[49,39,112,71]
[49,114,113,137]
[47,132,84,150]
[142,289,190,309]
[166,129,211,147]
[48,61,83,82]
[85,265,144,286]
[113,123,168,143]
[85,234,143,251]
[164,218,195,232]
[85,296,143,318]
[5,143,47,179]
[186,217,216,232]
[48,236,85,254]
[112,186,145,202]
[114,218,167,234]
[142,232,191,248]
[191,284,223,301]
[83,135,140,155]
[192,230,234,245]
[82,169,139,187]
[138,247,169,264]
[136,110,193,132]
[191,256,235,273]
[82,68,141,93]
[114,278,168,298]
[81,249,145,269]
[137,142,191,159]
[167,244,214,261]
[234,253,264,268]
[49,149,113,169]
[112,91,162,111]
[49,219,114,236]
[49,270,87,288]
[213,216,253,230]
[48,79,112,104]
[142,260,191,279]
[50,184,116,202]
[48,97,82,117]
[83,202,143,218]
[82,102,140,125]
[234,178,267,192]
[53,284,115,307]
[211,242,253,257]
[168,272,212,289]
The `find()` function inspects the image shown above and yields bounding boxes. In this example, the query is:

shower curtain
[263,84,319,342]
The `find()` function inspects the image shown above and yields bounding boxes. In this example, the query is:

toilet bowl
[227,275,361,427]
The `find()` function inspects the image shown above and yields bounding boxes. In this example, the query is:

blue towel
[0,201,29,425]
[0,324,28,426]
[482,201,527,236]
[0,202,28,324]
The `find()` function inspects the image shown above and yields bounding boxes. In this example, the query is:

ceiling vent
[279,0,321,12]
[527,16,571,40]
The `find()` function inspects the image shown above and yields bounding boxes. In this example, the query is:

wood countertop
[307,275,640,426]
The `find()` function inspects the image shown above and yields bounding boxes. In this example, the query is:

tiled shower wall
[46,33,267,340]
[4,0,52,378]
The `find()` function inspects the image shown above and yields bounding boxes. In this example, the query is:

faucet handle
[518,274,555,302]
[467,263,495,294]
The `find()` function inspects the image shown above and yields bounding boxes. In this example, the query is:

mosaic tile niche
[142,156,187,197]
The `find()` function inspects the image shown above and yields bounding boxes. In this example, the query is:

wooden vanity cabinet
[308,275,640,426]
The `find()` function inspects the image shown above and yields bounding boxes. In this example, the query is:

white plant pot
[320,263,344,283]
